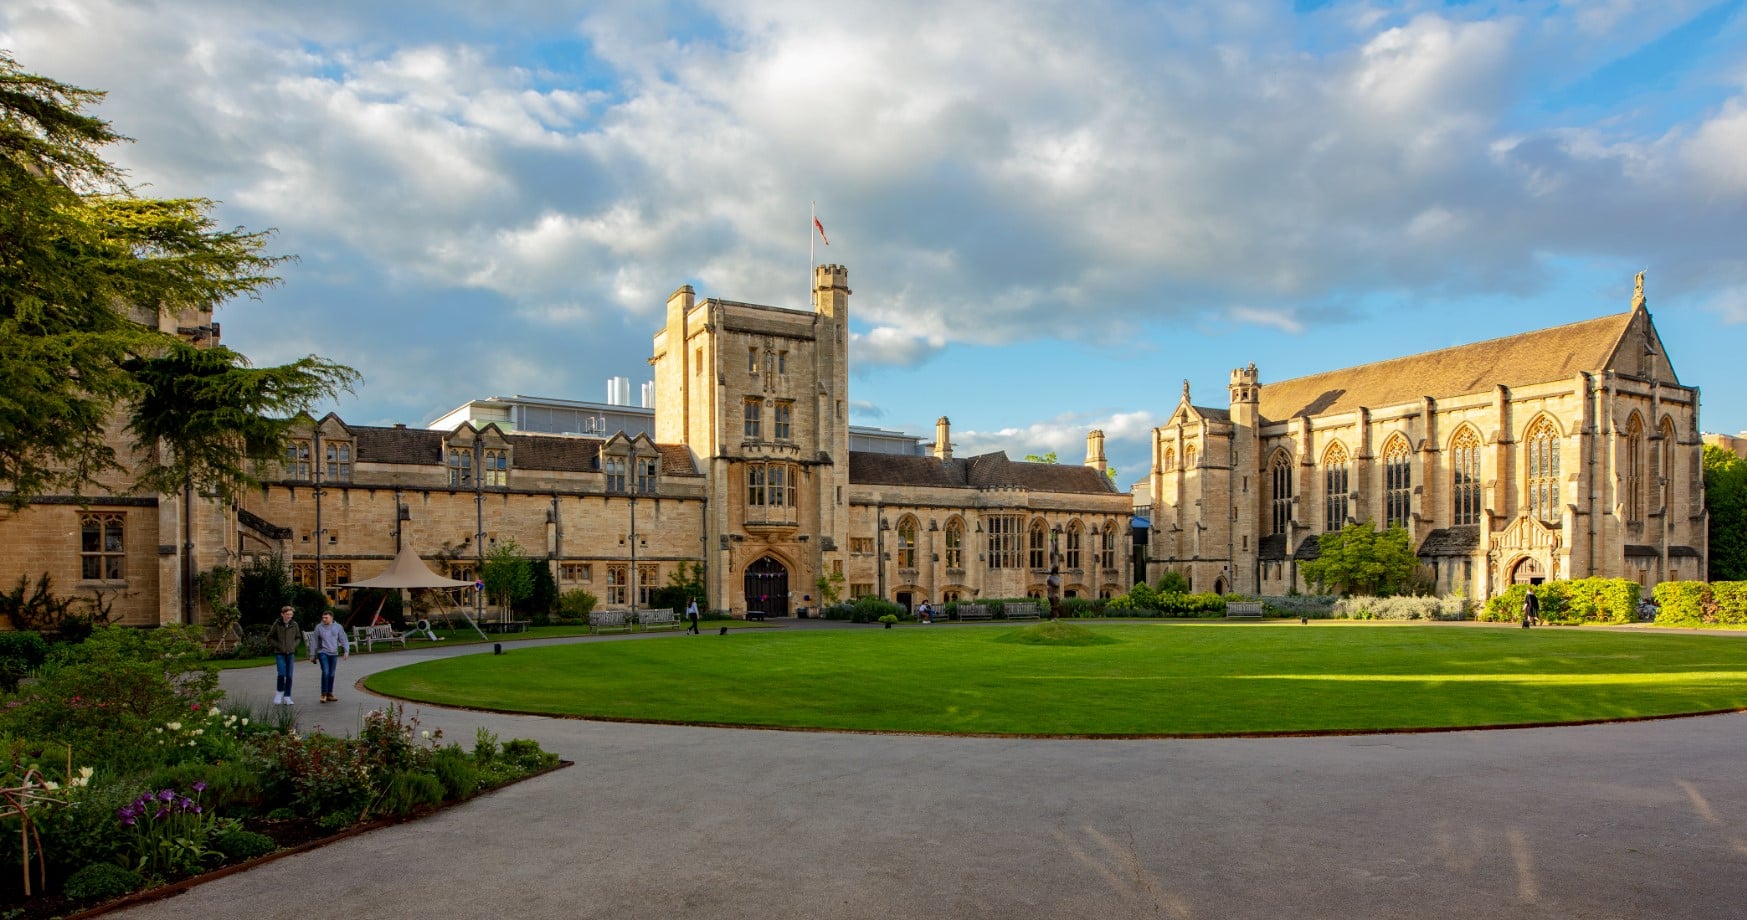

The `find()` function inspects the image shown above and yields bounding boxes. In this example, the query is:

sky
[5,0,1746,485]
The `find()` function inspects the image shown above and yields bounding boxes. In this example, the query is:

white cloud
[851,325,946,369]
[1228,306,1304,335]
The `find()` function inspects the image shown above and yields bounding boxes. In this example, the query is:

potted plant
[878,614,899,629]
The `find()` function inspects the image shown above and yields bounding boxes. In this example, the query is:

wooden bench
[956,603,993,621]
[1225,600,1265,619]
[1004,602,1042,621]
[352,624,407,652]
[638,609,678,631]
[590,610,631,634]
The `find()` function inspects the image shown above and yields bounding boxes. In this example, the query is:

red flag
[814,216,830,246]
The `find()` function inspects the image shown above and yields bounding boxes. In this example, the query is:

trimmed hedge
[1653,581,1747,626]
[1482,578,1644,623]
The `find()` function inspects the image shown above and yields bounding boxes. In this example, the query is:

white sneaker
[273,692,284,704]
[281,697,294,705]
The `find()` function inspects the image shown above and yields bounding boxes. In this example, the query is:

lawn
[210,620,771,669]
[362,622,1747,736]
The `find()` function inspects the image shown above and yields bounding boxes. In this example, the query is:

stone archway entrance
[744,556,790,619]
[1510,557,1545,585]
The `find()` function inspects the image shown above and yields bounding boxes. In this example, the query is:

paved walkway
[117,620,1747,919]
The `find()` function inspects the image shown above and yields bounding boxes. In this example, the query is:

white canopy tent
[339,544,489,641]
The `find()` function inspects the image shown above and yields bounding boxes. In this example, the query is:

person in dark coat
[268,606,303,704]
[1522,590,1540,628]
[686,598,700,634]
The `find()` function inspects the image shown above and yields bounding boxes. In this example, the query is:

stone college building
[0,268,1706,626]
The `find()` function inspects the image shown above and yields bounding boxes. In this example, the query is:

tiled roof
[849,451,1118,495]
[1258,533,1290,560]
[354,427,444,465]
[504,434,600,473]
[1418,526,1480,556]
[1257,312,1633,422]
[1294,536,1322,561]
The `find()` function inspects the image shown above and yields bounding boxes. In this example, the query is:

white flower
[166,721,182,732]
[240,718,250,726]
[192,729,204,736]
[42,781,59,791]
[420,730,430,739]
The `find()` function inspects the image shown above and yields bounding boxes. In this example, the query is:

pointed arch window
[1163,447,1175,473]
[1624,415,1644,524]
[324,442,352,482]
[80,512,126,581]
[1184,444,1197,469]
[1658,418,1676,514]
[448,448,473,487]
[1100,522,1116,569]
[1451,428,1482,526]
[1065,522,1083,569]
[896,517,918,569]
[1270,451,1293,535]
[945,519,964,569]
[1526,418,1562,524]
[286,438,312,481]
[483,447,508,487]
[1027,520,1047,569]
[1383,437,1411,529]
[1323,443,1350,532]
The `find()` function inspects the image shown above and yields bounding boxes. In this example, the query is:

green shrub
[558,589,598,622]
[0,629,49,692]
[849,597,903,623]
[140,759,263,816]
[500,738,557,772]
[64,861,143,900]
[0,626,221,775]
[374,770,445,817]
[1654,581,1747,625]
[430,746,479,800]
[1059,597,1098,618]
[211,827,277,861]
[1258,595,1339,618]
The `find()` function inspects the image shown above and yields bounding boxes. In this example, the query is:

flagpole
[809,199,816,307]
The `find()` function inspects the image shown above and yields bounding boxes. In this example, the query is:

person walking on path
[268,606,302,705]
[686,598,701,634]
[1522,589,1540,628]
[309,610,351,703]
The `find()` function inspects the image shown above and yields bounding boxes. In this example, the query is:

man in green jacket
[269,606,302,704]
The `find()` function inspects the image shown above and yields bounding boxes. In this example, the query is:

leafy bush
[429,746,479,800]
[257,731,373,819]
[63,862,143,900]
[500,738,557,772]
[1483,579,1643,623]
[0,626,221,775]
[0,778,136,886]
[557,589,598,622]
[1059,597,1099,618]
[1257,595,1339,618]
[374,769,445,817]
[236,554,294,627]
[141,759,263,816]
[1654,581,1747,626]
[848,597,903,623]
[211,827,276,861]
[0,629,48,692]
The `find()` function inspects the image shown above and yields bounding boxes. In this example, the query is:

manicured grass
[209,620,769,670]
[363,623,1747,736]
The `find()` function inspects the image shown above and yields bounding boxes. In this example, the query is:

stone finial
[1182,379,1190,402]
[1633,270,1646,310]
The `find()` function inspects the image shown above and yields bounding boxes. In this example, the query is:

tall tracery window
[1451,428,1482,526]
[1270,452,1294,535]
[945,519,964,569]
[285,438,312,481]
[773,401,793,441]
[1659,418,1676,514]
[987,515,1023,570]
[1525,418,1562,524]
[635,455,658,494]
[1184,444,1197,469]
[1028,520,1047,569]
[897,517,918,568]
[1100,522,1116,569]
[448,448,473,486]
[80,512,125,581]
[1163,447,1175,472]
[1065,523,1082,569]
[743,398,762,439]
[603,456,626,492]
[1625,415,1644,524]
[1383,437,1412,529]
[745,462,794,509]
[1323,443,1350,532]
[324,442,351,481]
[482,448,508,487]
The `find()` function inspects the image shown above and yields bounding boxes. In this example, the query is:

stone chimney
[1085,429,1106,472]
[934,417,952,460]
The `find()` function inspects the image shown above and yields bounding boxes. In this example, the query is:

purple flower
[154,808,168,820]
[192,805,203,814]
[122,816,136,827]
[158,789,175,802]
[192,781,208,793]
